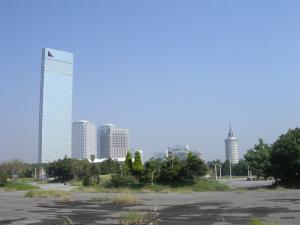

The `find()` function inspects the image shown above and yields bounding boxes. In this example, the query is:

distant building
[194,150,203,160]
[153,152,166,160]
[97,124,129,159]
[224,125,239,164]
[72,120,97,160]
[38,48,73,163]
[167,145,190,160]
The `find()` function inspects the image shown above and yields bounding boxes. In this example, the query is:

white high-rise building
[98,124,129,159]
[72,120,97,160]
[224,126,239,164]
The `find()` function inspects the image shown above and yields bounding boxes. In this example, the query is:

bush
[82,175,91,187]
[108,175,137,188]
[0,172,8,186]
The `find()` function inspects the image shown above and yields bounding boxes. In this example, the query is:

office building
[167,145,190,160]
[72,120,97,160]
[38,48,73,163]
[97,124,129,159]
[224,125,239,164]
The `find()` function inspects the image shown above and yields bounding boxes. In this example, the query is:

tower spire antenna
[228,122,233,138]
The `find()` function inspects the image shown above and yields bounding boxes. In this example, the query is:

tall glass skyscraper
[38,48,73,163]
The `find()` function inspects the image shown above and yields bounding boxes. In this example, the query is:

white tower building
[72,120,97,160]
[224,126,239,164]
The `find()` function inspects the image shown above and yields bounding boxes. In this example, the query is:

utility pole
[229,160,232,179]
[219,165,222,179]
[214,163,218,180]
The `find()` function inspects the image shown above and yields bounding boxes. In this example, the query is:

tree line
[1,127,299,187]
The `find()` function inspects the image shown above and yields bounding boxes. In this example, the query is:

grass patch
[112,194,139,205]
[249,218,280,225]
[89,196,109,202]
[119,211,145,225]
[4,182,40,191]
[19,178,36,183]
[24,190,71,198]
[68,179,82,186]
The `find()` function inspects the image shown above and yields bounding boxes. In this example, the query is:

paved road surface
[0,188,299,225]
[219,177,275,189]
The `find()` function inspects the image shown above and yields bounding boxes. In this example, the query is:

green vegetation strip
[75,179,229,193]
[4,182,40,191]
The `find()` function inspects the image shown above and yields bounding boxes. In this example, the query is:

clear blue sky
[1,0,300,163]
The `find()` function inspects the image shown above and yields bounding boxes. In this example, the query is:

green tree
[123,151,133,175]
[182,152,207,184]
[99,158,120,175]
[46,157,74,182]
[244,138,272,179]
[90,154,96,162]
[232,160,248,176]
[133,151,143,177]
[0,160,33,179]
[271,128,300,183]
[159,156,183,184]
[141,158,162,185]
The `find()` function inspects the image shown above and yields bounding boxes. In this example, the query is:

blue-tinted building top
[38,48,73,163]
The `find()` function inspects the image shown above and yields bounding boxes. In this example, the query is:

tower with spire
[224,125,239,164]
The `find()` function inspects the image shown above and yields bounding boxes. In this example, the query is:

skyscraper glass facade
[38,48,73,163]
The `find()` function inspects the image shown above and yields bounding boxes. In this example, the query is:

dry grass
[89,196,109,202]
[24,190,71,198]
[112,193,139,205]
